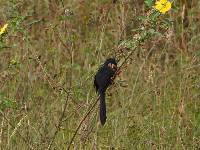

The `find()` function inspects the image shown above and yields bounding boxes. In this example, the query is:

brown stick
[47,90,71,150]
[66,97,99,150]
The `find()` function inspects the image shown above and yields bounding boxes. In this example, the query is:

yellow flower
[154,0,171,14]
[0,23,8,36]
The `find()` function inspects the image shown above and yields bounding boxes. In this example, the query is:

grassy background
[0,0,200,149]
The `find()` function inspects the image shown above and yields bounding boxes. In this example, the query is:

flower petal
[165,2,171,11]
[154,0,171,14]
[155,3,163,11]
[160,0,167,4]
[0,23,8,35]
[160,8,167,14]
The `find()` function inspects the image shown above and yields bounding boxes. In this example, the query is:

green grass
[0,0,200,149]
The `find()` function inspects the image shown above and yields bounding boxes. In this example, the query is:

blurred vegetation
[0,0,200,149]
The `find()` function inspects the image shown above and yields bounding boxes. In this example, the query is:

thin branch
[30,56,71,149]
[47,89,71,150]
[66,97,99,150]
[46,22,74,149]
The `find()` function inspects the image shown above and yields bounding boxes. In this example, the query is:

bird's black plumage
[94,58,118,125]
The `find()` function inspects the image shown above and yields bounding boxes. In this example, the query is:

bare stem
[66,97,99,150]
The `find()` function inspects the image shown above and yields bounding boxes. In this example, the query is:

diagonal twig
[47,89,71,150]
[66,97,99,150]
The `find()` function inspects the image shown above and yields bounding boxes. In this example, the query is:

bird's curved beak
[111,64,117,70]
[108,63,117,71]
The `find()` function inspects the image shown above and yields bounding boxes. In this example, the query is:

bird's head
[104,58,117,71]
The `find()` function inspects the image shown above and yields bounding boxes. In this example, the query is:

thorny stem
[31,56,71,150]
[66,97,100,150]
[47,41,74,150]
[47,90,71,150]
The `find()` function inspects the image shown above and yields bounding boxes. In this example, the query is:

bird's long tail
[98,89,106,125]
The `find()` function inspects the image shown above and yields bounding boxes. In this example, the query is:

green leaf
[145,0,153,7]
[0,93,16,111]
[194,50,200,57]
[151,11,160,21]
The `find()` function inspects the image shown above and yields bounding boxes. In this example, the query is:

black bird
[94,58,118,125]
